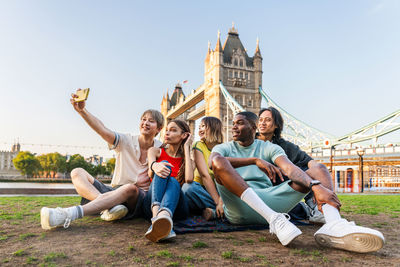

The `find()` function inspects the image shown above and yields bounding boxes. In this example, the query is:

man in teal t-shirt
[209,111,384,253]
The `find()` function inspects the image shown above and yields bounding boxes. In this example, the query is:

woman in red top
[145,119,194,242]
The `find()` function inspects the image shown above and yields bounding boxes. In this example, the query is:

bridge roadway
[166,85,205,120]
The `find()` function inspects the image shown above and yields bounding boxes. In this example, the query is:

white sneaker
[41,207,72,230]
[100,205,128,221]
[314,218,385,253]
[160,229,176,241]
[269,213,302,246]
[145,214,173,242]
[309,206,326,224]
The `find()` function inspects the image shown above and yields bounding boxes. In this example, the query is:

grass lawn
[0,194,399,266]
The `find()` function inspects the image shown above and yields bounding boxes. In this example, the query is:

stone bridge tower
[204,25,262,140]
[161,25,262,141]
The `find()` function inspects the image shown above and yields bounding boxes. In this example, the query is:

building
[161,25,262,140]
[0,142,21,178]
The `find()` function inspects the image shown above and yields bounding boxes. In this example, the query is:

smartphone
[74,88,90,102]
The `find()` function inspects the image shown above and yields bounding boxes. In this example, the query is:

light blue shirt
[212,139,286,188]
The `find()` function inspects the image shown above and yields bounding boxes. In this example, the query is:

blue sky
[0,0,399,157]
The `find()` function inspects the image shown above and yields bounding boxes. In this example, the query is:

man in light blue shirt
[209,111,384,253]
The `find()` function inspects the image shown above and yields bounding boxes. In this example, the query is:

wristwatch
[309,180,321,190]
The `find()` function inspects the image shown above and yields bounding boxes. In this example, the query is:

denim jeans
[142,164,189,221]
[182,181,216,213]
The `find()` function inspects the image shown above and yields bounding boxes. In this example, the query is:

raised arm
[70,92,115,145]
[183,134,194,183]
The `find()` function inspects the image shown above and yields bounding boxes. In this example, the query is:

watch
[309,180,321,190]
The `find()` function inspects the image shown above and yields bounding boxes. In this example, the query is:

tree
[13,151,41,177]
[37,153,67,178]
[106,158,116,175]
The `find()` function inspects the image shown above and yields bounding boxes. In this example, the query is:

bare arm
[147,147,173,178]
[194,149,220,205]
[275,155,313,188]
[209,153,283,183]
[275,155,341,210]
[306,160,333,191]
[183,134,194,183]
[70,94,115,145]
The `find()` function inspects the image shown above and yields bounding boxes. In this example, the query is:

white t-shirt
[109,133,162,190]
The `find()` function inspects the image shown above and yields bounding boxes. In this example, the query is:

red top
[156,147,182,178]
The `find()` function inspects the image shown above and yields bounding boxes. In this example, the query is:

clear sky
[0,0,399,157]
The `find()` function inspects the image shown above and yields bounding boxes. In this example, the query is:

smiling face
[139,113,160,137]
[198,121,207,141]
[258,110,277,136]
[164,122,188,145]
[232,114,256,143]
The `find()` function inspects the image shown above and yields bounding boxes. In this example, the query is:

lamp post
[357,148,365,193]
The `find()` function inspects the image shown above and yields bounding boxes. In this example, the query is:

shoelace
[270,213,291,234]
[54,208,71,228]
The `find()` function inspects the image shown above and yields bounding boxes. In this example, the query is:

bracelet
[150,161,157,172]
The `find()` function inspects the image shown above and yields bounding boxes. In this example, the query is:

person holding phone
[40,90,165,230]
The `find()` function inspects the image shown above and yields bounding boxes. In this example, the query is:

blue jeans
[142,165,189,221]
[182,181,216,213]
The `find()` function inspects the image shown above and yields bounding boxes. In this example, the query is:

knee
[70,168,86,181]
[121,184,139,198]
[181,182,196,195]
[315,163,328,172]
[211,155,226,173]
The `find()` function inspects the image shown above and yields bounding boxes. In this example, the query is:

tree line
[12,151,116,178]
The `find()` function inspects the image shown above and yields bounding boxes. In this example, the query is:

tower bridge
[160,26,400,193]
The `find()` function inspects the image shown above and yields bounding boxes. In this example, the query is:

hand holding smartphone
[74,88,90,102]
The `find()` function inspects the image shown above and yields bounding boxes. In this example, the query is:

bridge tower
[161,25,262,141]
[204,25,262,140]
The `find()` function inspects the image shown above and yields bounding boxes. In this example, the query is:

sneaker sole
[40,207,52,230]
[101,207,128,221]
[145,217,172,242]
[315,232,384,253]
[309,218,326,225]
[281,227,302,246]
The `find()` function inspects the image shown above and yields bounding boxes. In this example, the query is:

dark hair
[258,107,284,142]
[235,111,258,128]
[165,119,190,186]
[201,116,223,144]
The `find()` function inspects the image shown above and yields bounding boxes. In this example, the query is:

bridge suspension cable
[334,109,400,146]
[258,87,335,149]
[219,81,245,114]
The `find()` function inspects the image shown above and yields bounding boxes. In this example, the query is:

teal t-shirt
[211,139,286,189]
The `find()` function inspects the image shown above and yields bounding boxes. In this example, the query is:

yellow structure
[161,26,262,140]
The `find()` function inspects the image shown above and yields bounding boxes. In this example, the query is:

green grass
[239,257,251,262]
[192,241,208,248]
[157,250,173,258]
[26,256,39,264]
[221,250,233,259]
[338,194,400,215]
[0,196,80,223]
[178,254,193,261]
[19,233,37,240]
[13,249,27,256]
[166,261,179,266]
[108,250,116,256]
[43,252,67,262]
